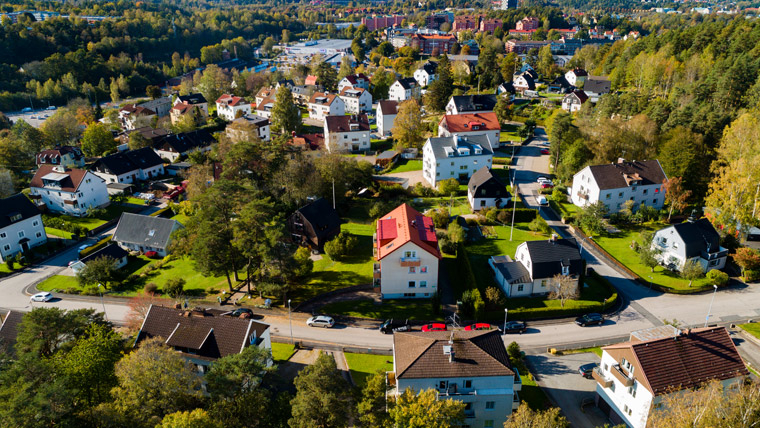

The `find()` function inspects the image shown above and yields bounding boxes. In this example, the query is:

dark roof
[419,61,438,75]
[587,160,667,191]
[0,194,41,229]
[93,147,165,176]
[569,68,588,77]
[112,213,182,250]
[491,255,531,284]
[129,127,171,143]
[394,330,514,379]
[671,218,722,258]
[0,310,24,354]
[177,93,207,105]
[449,94,498,112]
[568,90,588,103]
[377,150,399,160]
[377,100,399,116]
[523,238,583,280]
[552,76,571,88]
[584,77,611,94]
[295,198,341,241]
[36,145,83,165]
[155,129,216,154]
[395,77,418,90]
[231,114,269,128]
[468,166,510,197]
[31,165,93,193]
[80,243,129,264]
[324,114,370,133]
[136,305,269,361]
[604,327,749,396]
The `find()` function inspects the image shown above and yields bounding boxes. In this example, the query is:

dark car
[229,308,253,318]
[575,313,604,327]
[465,323,494,331]
[421,323,447,332]
[502,321,527,334]
[379,319,411,334]
[579,363,598,378]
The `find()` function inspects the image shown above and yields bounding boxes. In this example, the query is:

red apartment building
[410,34,457,55]
[361,15,405,31]
[479,18,503,33]
[516,16,540,31]
[453,15,478,31]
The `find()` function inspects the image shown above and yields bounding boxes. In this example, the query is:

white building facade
[0,194,48,262]
[308,93,345,121]
[30,166,109,217]
[570,160,667,214]
[376,100,398,136]
[339,88,373,114]
[422,135,494,186]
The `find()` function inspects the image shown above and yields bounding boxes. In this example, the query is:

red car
[465,323,494,331]
[541,182,554,189]
[144,251,158,258]
[421,323,447,332]
[540,148,550,154]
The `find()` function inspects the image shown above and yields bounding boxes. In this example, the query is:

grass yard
[412,196,472,217]
[169,212,191,225]
[45,227,74,239]
[344,352,394,388]
[561,346,603,357]
[384,159,422,174]
[593,223,711,291]
[320,298,439,320]
[46,204,139,231]
[272,342,296,362]
[740,323,760,340]
[125,197,148,206]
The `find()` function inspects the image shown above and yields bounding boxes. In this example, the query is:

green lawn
[593,223,711,291]
[562,346,603,357]
[272,342,296,362]
[125,197,148,206]
[45,204,139,231]
[35,275,76,292]
[344,352,394,388]
[45,227,74,239]
[321,298,438,320]
[169,213,190,225]
[740,323,760,340]
[384,159,422,174]
[412,196,471,217]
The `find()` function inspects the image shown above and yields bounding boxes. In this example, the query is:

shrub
[528,216,552,235]
[164,278,186,298]
[551,187,566,203]
[64,287,82,295]
[447,222,466,244]
[144,282,159,295]
[438,235,456,255]
[494,208,537,224]
[430,208,450,229]
[461,288,485,320]
[79,236,112,258]
[82,286,100,296]
[705,270,729,286]
[324,232,358,261]
[437,178,459,196]
[744,269,760,283]
[492,157,510,165]
[507,341,522,362]
[5,258,13,271]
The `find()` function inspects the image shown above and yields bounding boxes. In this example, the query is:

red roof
[305,75,318,86]
[376,203,440,261]
[216,94,247,107]
[31,164,91,193]
[440,112,499,133]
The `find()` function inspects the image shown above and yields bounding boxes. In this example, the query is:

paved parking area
[526,352,610,428]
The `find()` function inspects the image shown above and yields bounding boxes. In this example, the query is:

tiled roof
[449,94,498,112]
[394,330,515,379]
[176,93,207,105]
[112,213,181,250]
[30,165,91,193]
[468,166,508,194]
[35,145,83,165]
[171,101,194,114]
[440,112,499,133]
[377,100,399,116]
[120,104,156,116]
[155,129,216,154]
[305,75,318,86]
[569,68,588,77]
[325,114,370,133]
[216,94,248,107]
[309,92,339,105]
[376,203,440,260]
[394,77,418,90]
[584,77,611,94]
[426,135,494,160]
[339,87,367,98]
[80,243,128,264]
[93,147,165,176]
[568,90,588,103]
[668,218,722,258]
[604,327,749,396]
[587,159,667,191]
[295,198,341,241]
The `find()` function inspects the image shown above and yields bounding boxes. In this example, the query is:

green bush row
[492,158,510,165]
[78,236,112,258]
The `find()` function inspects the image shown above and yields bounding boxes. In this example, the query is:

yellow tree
[389,389,465,428]
[392,99,424,150]
[504,403,569,428]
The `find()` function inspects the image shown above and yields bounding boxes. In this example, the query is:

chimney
[617,157,626,164]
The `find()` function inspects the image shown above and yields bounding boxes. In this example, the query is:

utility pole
[332,179,336,209]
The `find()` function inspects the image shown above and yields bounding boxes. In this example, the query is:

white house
[583,76,611,102]
[35,146,85,169]
[594,326,748,428]
[571,159,667,214]
[422,135,495,186]
[0,194,47,261]
[226,114,271,142]
[488,237,583,298]
[308,92,345,121]
[389,78,420,101]
[112,213,183,257]
[564,68,588,87]
[173,93,209,116]
[376,100,399,137]
[389,330,521,428]
[438,112,501,148]
[651,217,728,273]
[136,97,172,117]
[92,147,166,185]
[215,94,252,121]
[153,129,216,162]
[324,114,371,152]
[444,94,498,115]
[468,167,511,211]
[339,87,373,114]
[118,105,156,130]
[562,90,588,112]
[374,203,440,299]
[413,61,438,87]
[29,165,109,217]
[512,70,537,93]
[338,73,370,92]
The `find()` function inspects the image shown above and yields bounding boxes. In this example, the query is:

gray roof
[112,213,182,250]
[395,77,418,90]
[584,77,611,94]
[419,61,438,75]
[587,160,667,191]
[523,238,583,280]
[491,255,531,284]
[0,310,23,354]
[449,94,498,112]
[426,135,494,160]
[80,243,129,264]
[468,167,511,199]
[670,218,722,258]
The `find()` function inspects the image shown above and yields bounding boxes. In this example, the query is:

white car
[306,315,335,328]
[30,292,53,302]
[537,195,548,205]
[537,177,550,183]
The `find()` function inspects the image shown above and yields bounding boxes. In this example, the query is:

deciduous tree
[81,122,117,156]
[389,388,465,428]
[504,403,569,428]
[289,353,351,428]
[548,274,578,307]
[663,177,692,221]
[76,256,119,289]
[356,372,390,428]
[391,99,424,150]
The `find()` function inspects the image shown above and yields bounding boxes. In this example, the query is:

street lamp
[97,283,108,321]
[288,299,294,345]
[503,308,509,334]
[704,284,718,328]
[509,179,517,241]
[648,276,653,290]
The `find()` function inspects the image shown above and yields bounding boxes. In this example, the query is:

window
[421,266,428,273]
[404,292,416,297]
[541,279,547,287]
[33,221,39,227]
[618,192,623,198]
[653,199,658,205]
[631,186,637,192]
[709,259,719,266]
[485,401,495,410]
[420,281,427,288]
[610,382,615,392]
[605,193,611,199]
[36,232,42,238]
[484,421,494,428]
[2,245,8,251]
[409,266,416,274]
[655,187,660,193]
[517,284,524,292]
[439,381,448,389]
[643,189,648,195]
[464,380,472,388]
[629,381,638,398]
[0,233,5,239]
[18,231,24,238]
[404,251,417,258]
[408,281,415,288]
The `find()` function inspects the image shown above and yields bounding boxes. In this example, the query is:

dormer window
[9,213,21,223]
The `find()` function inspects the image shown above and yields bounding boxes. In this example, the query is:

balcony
[514,369,522,392]
[373,263,381,279]
[610,365,634,387]
[512,392,520,410]
[576,191,589,200]
[464,410,475,419]
[385,371,397,399]
[400,257,421,267]
[592,367,612,388]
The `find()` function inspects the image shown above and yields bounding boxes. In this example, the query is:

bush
[437,178,460,196]
[705,270,729,286]
[551,187,566,203]
[324,232,358,261]
[492,157,510,165]
[507,341,522,362]
[528,216,552,235]
[744,269,760,283]
[144,282,159,295]
[439,235,456,254]
[494,208,537,224]
[430,208,450,229]
[164,278,186,298]
[5,258,13,271]
[82,286,100,296]
[64,287,82,295]
[461,288,485,320]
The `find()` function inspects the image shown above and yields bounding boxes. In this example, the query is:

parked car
[46,106,56,110]
[575,313,604,327]
[421,323,447,332]
[379,318,411,334]
[537,176,550,183]
[144,251,158,258]
[465,323,494,331]
[579,363,598,378]
[537,195,548,205]
[502,321,528,334]
[21,107,32,113]
[306,315,335,328]
[30,292,53,302]
[541,182,554,189]
[540,148,550,155]
[229,308,253,318]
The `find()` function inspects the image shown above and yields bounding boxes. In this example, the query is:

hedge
[453,243,478,300]
[494,208,537,224]
[78,236,112,258]
[492,157,511,165]
[150,206,172,217]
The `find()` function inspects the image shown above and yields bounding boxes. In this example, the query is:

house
[548,76,572,94]
[0,310,24,355]
[414,61,438,87]
[453,15,478,31]
[512,71,537,93]
[253,96,276,118]
[376,100,399,137]
[254,87,276,106]
[388,330,521,427]
[409,34,457,55]
[70,243,129,273]
[516,16,540,31]
[92,147,166,185]
[571,159,668,214]
[225,114,271,142]
[480,18,502,32]
[445,94,498,115]
[135,305,271,369]
[489,236,583,298]
[112,212,183,257]
[562,90,588,112]
[136,97,172,117]
[497,82,516,97]
[374,203,441,298]
[0,194,47,260]
[35,146,85,169]
[422,135,495,186]
[583,76,611,102]
[287,197,341,252]
[651,217,728,273]
[308,92,345,121]
[565,68,588,87]
[338,73,370,92]
[170,101,205,125]
[438,112,500,145]
[153,129,216,162]
[594,326,748,428]
[29,165,109,217]
[304,75,318,86]
[505,40,550,54]
[174,93,209,115]
[291,85,322,106]
[389,78,421,102]
[118,104,156,130]
[324,114,371,152]
[119,127,170,149]
[215,94,252,121]
[288,133,325,158]
[339,87,373,114]
[468,167,511,211]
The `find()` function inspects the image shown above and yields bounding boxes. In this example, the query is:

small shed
[375,150,399,167]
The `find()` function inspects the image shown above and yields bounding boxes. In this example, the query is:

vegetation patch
[384,159,422,174]
[320,298,438,321]
[344,353,393,388]
[272,342,296,362]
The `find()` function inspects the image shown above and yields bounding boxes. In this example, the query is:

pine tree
[271,86,301,134]
[424,55,454,112]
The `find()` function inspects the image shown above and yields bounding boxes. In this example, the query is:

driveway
[526,352,609,428]
[383,169,427,188]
